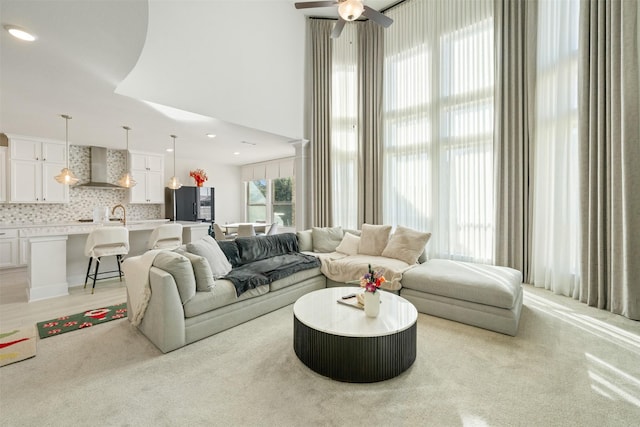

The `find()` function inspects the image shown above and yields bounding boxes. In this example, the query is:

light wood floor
[0,267,127,331]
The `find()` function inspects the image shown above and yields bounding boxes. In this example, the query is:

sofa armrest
[136,266,187,353]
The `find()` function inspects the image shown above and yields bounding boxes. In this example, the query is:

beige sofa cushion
[186,236,232,278]
[335,232,361,255]
[358,224,392,256]
[382,226,432,265]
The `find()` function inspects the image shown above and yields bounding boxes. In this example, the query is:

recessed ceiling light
[4,24,36,42]
[206,133,216,138]
[233,152,240,155]
[166,148,174,152]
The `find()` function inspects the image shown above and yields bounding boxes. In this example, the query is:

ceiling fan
[295,0,394,39]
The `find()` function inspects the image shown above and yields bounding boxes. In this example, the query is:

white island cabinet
[129,151,164,204]
[1,220,210,301]
[8,135,69,203]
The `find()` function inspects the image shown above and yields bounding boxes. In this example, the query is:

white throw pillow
[335,232,361,256]
[179,251,215,291]
[381,226,432,265]
[186,235,232,279]
[312,226,344,253]
[358,224,392,256]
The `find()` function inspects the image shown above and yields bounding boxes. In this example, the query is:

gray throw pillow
[180,251,215,291]
[186,236,232,279]
[296,230,313,252]
[358,224,392,256]
[312,226,344,253]
[152,251,196,304]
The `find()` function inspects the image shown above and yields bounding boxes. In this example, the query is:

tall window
[530,0,580,296]
[246,177,295,227]
[383,0,494,262]
[331,24,359,229]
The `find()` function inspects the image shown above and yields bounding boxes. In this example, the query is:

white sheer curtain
[383,0,495,263]
[530,0,580,297]
[331,24,359,229]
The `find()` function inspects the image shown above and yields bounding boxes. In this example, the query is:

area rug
[0,326,37,367]
[36,302,127,339]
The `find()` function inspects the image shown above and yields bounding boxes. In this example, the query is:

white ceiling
[0,0,397,165]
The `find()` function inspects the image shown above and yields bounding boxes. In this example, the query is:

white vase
[364,291,380,317]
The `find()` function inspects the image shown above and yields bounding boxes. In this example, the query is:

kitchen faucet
[112,204,126,226]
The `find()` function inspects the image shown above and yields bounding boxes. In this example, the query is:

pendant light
[54,114,80,185]
[117,126,137,188]
[167,134,182,190]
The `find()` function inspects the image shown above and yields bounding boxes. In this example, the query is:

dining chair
[147,223,183,250]
[213,223,236,240]
[84,226,130,294]
[266,222,279,235]
[237,224,256,237]
[254,220,267,235]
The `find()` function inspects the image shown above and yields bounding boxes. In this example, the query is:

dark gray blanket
[223,252,320,297]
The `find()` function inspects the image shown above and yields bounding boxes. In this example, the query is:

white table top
[293,287,418,338]
[222,222,268,229]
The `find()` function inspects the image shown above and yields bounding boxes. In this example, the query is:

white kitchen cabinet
[19,236,29,266]
[129,151,164,204]
[0,147,6,202]
[0,229,20,269]
[8,135,69,203]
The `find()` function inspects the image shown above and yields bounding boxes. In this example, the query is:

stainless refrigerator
[165,186,215,222]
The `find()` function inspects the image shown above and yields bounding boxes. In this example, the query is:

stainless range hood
[77,146,125,189]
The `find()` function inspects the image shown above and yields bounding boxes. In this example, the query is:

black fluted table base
[293,315,417,383]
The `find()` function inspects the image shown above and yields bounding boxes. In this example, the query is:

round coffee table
[293,287,418,382]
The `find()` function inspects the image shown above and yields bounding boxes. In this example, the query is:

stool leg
[92,257,101,294]
[84,257,93,289]
[116,255,123,281]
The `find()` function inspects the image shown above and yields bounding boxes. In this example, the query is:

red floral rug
[36,302,127,339]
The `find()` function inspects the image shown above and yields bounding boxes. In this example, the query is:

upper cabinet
[129,151,164,204]
[7,135,69,203]
[0,147,6,202]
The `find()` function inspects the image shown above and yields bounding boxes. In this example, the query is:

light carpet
[0,285,639,426]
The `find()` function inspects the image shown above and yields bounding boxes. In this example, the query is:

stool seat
[147,223,183,250]
[84,226,130,294]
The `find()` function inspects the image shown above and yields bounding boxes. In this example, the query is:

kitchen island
[0,220,210,301]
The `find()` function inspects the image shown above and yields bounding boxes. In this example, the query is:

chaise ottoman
[400,259,523,336]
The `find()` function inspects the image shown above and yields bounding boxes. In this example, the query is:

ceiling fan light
[4,25,36,42]
[55,167,79,185]
[338,0,364,21]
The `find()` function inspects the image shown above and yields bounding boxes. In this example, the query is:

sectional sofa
[124,226,523,353]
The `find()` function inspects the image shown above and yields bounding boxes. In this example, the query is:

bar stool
[84,226,130,294]
[147,223,183,250]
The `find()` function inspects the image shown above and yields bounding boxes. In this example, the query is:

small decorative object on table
[360,264,385,317]
[189,168,208,187]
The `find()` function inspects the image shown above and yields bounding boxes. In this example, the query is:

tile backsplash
[0,145,162,224]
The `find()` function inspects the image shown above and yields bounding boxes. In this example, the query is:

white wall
[165,155,243,225]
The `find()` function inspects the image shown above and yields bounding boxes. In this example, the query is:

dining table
[221,222,268,232]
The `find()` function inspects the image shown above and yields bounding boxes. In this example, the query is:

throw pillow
[180,251,215,291]
[296,230,313,252]
[358,224,392,256]
[335,232,361,256]
[381,226,432,265]
[312,226,344,253]
[186,236,232,279]
[152,251,196,304]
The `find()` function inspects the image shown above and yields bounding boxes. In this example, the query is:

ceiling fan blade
[295,1,338,9]
[362,5,394,28]
[331,18,346,39]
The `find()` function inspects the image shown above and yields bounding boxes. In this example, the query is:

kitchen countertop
[0,220,210,237]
